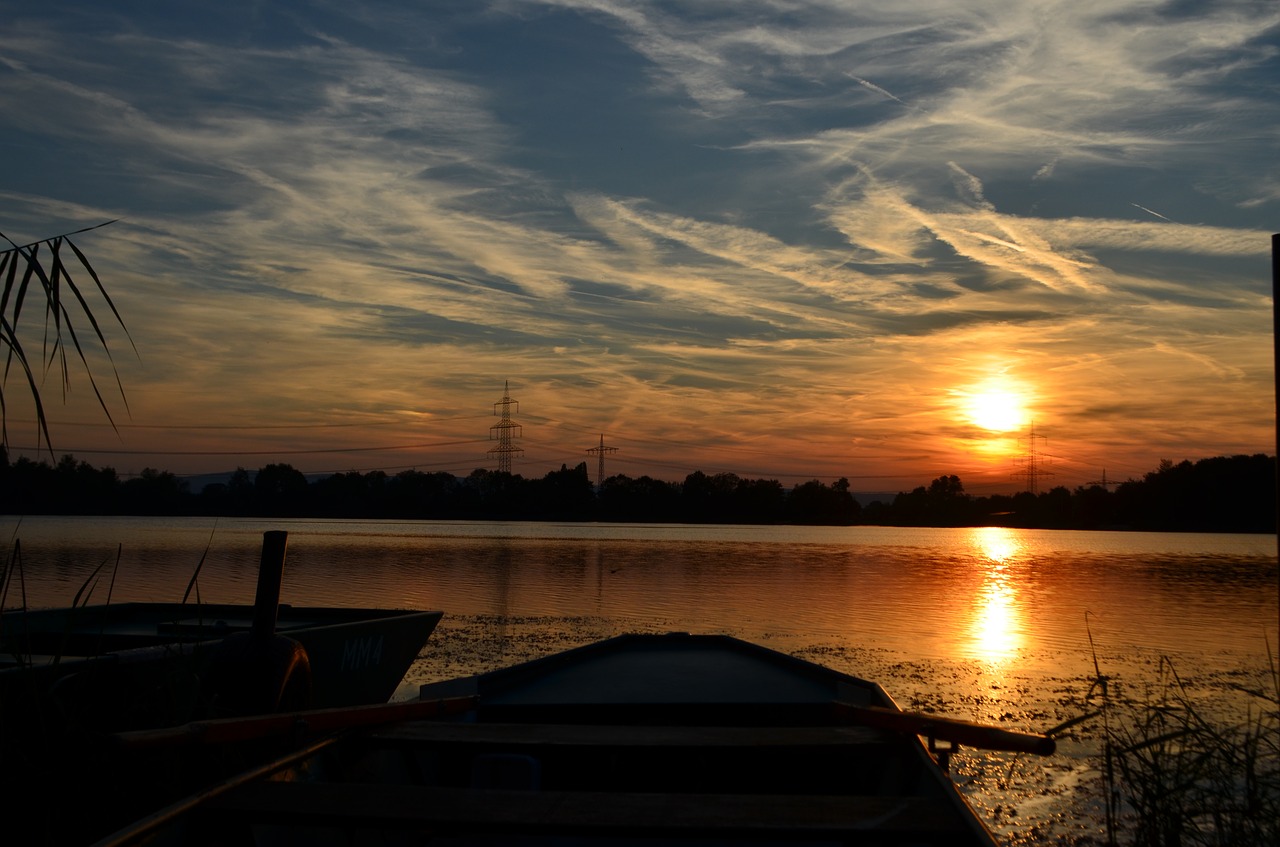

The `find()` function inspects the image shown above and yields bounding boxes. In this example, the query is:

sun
[959,379,1030,433]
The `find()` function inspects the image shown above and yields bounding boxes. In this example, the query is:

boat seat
[204,781,973,841]
[372,722,894,748]
[371,722,907,796]
[469,752,541,790]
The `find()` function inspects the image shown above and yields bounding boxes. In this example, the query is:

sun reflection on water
[967,527,1026,663]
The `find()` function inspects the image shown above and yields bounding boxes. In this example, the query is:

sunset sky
[3,0,1278,497]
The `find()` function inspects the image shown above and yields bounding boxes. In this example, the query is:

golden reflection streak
[966,527,1026,663]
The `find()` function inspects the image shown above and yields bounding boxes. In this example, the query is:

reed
[0,525,25,613]
[1101,650,1279,847]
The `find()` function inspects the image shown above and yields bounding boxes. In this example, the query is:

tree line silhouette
[0,450,1274,532]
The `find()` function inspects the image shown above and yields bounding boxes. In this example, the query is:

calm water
[6,516,1274,666]
[4,516,1278,844]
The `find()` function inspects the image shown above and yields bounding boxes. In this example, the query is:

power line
[7,438,489,457]
[7,414,491,431]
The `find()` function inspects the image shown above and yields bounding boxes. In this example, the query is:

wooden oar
[92,734,342,847]
[112,694,479,751]
[835,701,1056,756]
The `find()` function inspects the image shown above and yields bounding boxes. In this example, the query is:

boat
[99,632,1056,846]
[1,530,443,845]
[0,600,443,726]
[1,531,442,730]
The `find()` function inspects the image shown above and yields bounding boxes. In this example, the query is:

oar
[112,694,479,751]
[835,701,1057,756]
[92,734,341,847]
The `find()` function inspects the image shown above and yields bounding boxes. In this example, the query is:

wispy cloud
[1,1,1275,490]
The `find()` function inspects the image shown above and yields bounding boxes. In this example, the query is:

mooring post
[251,530,289,640]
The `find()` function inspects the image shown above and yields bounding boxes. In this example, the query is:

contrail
[948,161,993,210]
[848,74,906,105]
[1131,202,1172,222]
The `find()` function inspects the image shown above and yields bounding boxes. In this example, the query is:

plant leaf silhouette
[0,221,131,453]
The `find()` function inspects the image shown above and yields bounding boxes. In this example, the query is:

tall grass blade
[0,536,32,664]
[92,544,124,656]
[180,526,217,606]
[54,555,114,666]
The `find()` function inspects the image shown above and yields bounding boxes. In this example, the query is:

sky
[2,0,1278,497]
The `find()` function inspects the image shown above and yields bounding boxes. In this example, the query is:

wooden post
[1273,234,1279,625]
[251,530,289,640]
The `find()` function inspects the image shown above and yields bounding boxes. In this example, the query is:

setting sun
[958,378,1030,433]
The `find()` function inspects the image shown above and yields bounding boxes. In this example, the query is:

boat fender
[203,632,313,718]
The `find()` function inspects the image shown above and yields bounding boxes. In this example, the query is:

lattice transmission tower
[488,380,524,474]
[1012,422,1054,494]
[1086,469,1120,489]
[586,433,618,489]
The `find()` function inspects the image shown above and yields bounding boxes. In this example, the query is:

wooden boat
[101,633,1056,846]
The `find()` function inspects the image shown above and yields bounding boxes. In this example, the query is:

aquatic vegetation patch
[1100,653,1279,847]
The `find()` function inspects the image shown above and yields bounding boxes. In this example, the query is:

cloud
[1,1,1275,489]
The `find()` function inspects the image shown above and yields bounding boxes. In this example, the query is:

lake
[4,515,1277,844]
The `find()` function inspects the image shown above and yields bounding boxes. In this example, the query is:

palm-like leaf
[0,221,132,454]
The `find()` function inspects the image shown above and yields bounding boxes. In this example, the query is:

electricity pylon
[586,433,618,489]
[1087,469,1120,489]
[488,380,523,474]
[1012,422,1054,494]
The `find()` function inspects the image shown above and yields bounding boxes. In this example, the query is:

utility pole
[586,433,618,489]
[488,380,523,474]
[1012,423,1054,494]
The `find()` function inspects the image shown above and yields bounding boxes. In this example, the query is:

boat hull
[2,602,443,845]
[1,602,442,730]
[99,633,1007,846]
